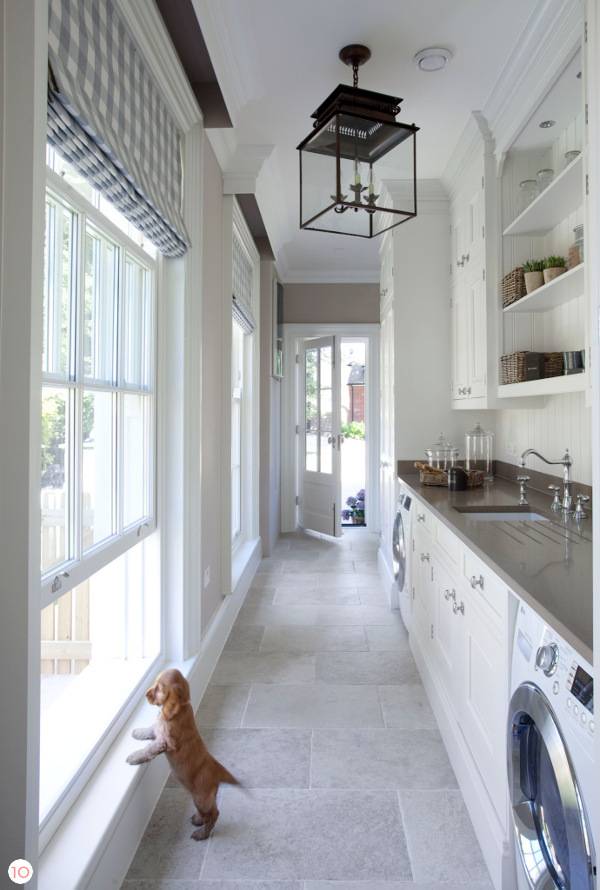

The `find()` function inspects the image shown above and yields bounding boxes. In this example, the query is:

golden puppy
[127,668,239,840]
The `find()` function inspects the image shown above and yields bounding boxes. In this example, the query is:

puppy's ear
[162,682,186,720]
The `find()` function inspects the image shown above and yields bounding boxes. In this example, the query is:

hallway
[122,530,491,888]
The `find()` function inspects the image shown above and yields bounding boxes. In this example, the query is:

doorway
[281,324,379,538]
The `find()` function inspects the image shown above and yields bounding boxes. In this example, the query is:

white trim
[281,269,381,285]
[38,541,260,890]
[113,0,201,131]
[281,323,380,536]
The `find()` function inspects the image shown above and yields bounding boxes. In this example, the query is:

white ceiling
[199,0,540,282]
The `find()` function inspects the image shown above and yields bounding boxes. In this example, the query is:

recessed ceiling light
[539,119,556,129]
[414,47,453,72]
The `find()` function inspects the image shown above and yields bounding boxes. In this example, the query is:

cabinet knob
[470,574,484,590]
[416,513,425,523]
[452,600,465,615]
[420,552,431,563]
[444,588,456,602]
[465,386,472,396]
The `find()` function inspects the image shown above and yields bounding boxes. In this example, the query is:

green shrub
[522,259,544,273]
[341,421,365,440]
[544,255,566,269]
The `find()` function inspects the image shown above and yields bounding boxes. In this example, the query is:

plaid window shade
[232,231,255,333]
[47,0,189,258]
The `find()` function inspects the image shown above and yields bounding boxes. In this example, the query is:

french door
[300,336,342,537]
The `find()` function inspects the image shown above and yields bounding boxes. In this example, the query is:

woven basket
[415,467,485,488]
[544,352,563,378]
[500,352,528,385]
[502,267,526,308]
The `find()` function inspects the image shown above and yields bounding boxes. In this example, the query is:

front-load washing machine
[392,485,413,628]
[508,600,596,889]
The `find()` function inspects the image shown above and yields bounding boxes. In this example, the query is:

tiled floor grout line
[395,787,417,883]
[238,683,253,728]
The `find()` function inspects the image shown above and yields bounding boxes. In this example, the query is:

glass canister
[425,433,459,470]
[465,423,494,480]
[518,179,538,214]
[536,168,554,191]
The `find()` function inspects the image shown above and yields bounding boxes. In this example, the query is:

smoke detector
[414,47,453,72]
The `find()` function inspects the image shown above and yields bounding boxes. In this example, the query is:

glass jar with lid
[518,179,539,214]
[425,433,459,470]
[465,423,494,480]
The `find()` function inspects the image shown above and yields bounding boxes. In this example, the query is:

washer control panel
[536,628,595,742]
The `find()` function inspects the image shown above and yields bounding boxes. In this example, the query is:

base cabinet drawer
[463,549,507,624]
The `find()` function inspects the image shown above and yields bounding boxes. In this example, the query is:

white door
[300,336,342,537]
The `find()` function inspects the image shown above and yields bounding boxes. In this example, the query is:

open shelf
[503,263,584,313]
[497,371,588,399]
[503,154,583,236]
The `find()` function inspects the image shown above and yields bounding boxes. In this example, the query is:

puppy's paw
[132,728,154,741]
[126,751,146,765]
[191,826,212,841]
[191,813,204,826]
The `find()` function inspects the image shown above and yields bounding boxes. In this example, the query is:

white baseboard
[39,538,261,890]
[378,545,399,610]
[410,632,515,890]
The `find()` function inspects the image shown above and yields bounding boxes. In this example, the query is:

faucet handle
[548,485,561,512]
[517,475,530,506]
[575,494,590,520]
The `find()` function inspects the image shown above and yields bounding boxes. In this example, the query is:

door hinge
[295,495,300,506]
[482,268,486,281]
[295,424,300,434]
[481,175,484,189]
[295,353,300,364]
[430,623,434,640]
[412,585,415,601]
[481,224,485,239]
[586,174,590,196]
[430,566,434,582]
[584,20,588,43]
[585,103,589,126]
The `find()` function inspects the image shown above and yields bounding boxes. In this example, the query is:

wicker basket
[502,267,526,308]
[414,465,484,488]
[544,352,563,378]
[500,352,528,385]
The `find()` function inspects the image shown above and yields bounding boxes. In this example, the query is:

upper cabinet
[498,49,588,400]
[446,114,498,408]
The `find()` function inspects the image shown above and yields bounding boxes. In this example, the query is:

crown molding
[483,0,583,159]
[441,111,494,199]
[380,178,449,215]
[221,144,275,195]
[281,269,380,284]
[114,0,201,131]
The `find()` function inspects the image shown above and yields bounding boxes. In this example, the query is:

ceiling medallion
[297,44,419,239]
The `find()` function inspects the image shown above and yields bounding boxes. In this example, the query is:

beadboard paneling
[494,391,591,484]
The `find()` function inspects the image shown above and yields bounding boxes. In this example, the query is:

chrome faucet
[520,448,573,514]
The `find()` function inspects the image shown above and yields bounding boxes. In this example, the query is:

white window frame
[231,316,244,549]
[41,165,157,609]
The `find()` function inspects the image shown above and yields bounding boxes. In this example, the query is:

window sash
[42,170,157,605]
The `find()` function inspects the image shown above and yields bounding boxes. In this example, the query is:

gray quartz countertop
[398,473,593,663]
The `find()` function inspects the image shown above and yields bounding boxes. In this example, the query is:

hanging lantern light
[297,45,419,239]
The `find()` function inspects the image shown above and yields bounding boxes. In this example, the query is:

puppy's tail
[215,760,241,787]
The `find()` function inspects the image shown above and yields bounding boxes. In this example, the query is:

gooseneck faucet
[520,448,573,514]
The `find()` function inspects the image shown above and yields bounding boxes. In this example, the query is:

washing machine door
[508,683,595,889]
[392,508,406,588]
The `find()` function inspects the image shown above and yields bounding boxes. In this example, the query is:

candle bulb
[354,158,360,186]
[369,166,374,196]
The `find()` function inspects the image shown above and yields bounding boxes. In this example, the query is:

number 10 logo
[8,860,34,885]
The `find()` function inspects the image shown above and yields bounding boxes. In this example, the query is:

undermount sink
[454,505,549,522]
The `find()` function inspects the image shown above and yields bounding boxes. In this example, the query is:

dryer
[508,599,596,889]
[392,485,413,628]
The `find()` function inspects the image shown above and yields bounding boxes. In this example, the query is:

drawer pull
[453,600,465,615]
[420,552,431,563]
[444,588,456,602]
[470,574,484,590]
[416,513,425,523]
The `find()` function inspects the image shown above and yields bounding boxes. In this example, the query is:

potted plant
[522,259,544,293]
[543,255,566,284]
[341,489,366,525]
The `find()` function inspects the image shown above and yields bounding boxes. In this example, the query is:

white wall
[259,260,281,555]
[495,393,591,483]
[200,135,226,630]
[389,181,481,462]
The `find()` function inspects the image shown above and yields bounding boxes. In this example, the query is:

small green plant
[522,259,544,273]
[544,255,566,269]
[341,420,365,440]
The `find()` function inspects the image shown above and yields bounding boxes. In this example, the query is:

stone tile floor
[122,529,492,890]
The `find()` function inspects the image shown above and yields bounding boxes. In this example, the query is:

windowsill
[231,536,260,592]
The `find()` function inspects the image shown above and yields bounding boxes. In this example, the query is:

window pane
[84,229,118,382]
[231,320,244,542]
[320,347,333,474]
[43,197,75,377]
[82,391,115,549]
[122,393,150,527]
[39,540,160,824]
[41,387,72,572]
[122,257,152,388]
[305,347,318,472]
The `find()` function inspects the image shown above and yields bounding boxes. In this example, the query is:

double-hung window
[231,318,245,546]
[39,148,160,835]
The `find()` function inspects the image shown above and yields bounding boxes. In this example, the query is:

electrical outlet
[203,566,210,589]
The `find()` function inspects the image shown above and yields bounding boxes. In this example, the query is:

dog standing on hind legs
[126,668,240,840]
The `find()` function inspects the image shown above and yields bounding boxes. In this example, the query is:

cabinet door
[451,286,469,400]
[463,182,484,272]
[466,275,487,398]
[432,560,461,701]
[412,526,434,651]
[458,593,508,825]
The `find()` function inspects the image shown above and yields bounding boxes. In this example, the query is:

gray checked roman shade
[47,0,189,257]
[232,230,256,333]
